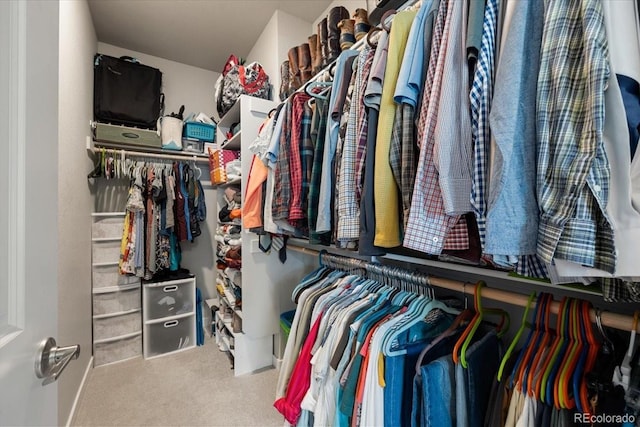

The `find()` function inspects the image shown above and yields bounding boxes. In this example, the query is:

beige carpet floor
[72,339,283,426]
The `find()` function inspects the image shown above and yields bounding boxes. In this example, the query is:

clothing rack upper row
[87,138,209,164]
[287,245,640,334]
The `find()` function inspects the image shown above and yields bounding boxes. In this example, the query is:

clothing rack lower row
[287,245,640,334]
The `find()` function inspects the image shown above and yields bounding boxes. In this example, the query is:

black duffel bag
[94,54,164,129]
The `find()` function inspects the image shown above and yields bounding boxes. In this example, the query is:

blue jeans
[414,355,456,427]
[384,316,452,427]
[455,330,500,427]
[411,332,462,427]
[384,341,428,426]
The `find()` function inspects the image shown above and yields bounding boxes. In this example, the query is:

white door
[0,1,61,424]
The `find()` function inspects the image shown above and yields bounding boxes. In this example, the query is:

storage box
[93,310,141,341]
[143,278,195,321]
[94,122,161,148]
[92,239,121,264]
[208,148,239,184]
[92,264,140,289]
[280,310,295,344]
[144,316,195,358]
[183,121,215,142]
[92,215,125,239]
[182,138,204,154]
[93,285,141,316]
[94,333,142,366]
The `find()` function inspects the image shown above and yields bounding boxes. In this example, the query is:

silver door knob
[34,337,80,385]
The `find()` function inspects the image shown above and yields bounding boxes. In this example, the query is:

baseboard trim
[65,356,93,427]
[272,354,282,371]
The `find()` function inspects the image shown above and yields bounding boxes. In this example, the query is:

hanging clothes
[118,159,206,279]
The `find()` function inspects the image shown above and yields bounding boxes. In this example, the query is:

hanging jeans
[455,330,500,427]
[384,316,452,426]
[414,354,456,427]
[411,333,462,427]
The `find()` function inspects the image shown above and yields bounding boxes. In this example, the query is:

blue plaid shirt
[536,0,615,273]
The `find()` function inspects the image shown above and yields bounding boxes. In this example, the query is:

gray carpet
[72,340,283,426]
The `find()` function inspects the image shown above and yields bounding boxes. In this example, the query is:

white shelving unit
[214,95,281,376]
[91,212,142,367]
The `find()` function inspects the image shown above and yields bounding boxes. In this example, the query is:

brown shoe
[353,8,371,41]
[279,60,291,101]
[326,6,349,64]
[338,19,356,50]
[298,43,312,85]
[288,46,301,91]
[317,17,329,69]
[308,34,320,75]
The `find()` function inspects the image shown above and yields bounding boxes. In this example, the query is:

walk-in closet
[2,0,640,426]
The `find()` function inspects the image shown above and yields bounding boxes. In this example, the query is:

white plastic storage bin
[144,315,195,358]
[93,284,141,316]
[92,214,125,239]
[92,263,140,289]
[143,278,195,321]
[93,332,142,366]
[93,310,141,341]
[92,239,122,264]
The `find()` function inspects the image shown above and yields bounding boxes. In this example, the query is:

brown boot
[308,34,320,75]
[338,19,356,50]
[279,60,291,101]
[317,17,329,69]
[326,6,349,64]
[298,43,312,85]
[353,8,371,41]
[288,46,301,91]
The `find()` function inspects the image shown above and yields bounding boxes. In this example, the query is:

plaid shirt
[404,0,469,254]
[469,0,498,252]
[601,278,640,303]
[337,47,374,242]
[308,96,332,245]
[389,104,417,231]
[536,0,615,273]
[272,99,292,223]
[300,101,314,219]
[289,93,311,223]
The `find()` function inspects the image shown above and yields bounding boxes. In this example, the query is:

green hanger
[497,292,536,381]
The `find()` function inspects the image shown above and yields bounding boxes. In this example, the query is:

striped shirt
[404,0,470,255]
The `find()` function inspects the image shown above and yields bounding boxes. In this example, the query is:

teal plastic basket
[183,122,216,142]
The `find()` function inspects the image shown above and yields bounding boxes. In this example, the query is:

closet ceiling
[87,0,333,72]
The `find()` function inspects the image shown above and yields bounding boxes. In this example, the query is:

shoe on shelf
[353,8,371,41]
[308,34,320,76]
[279,60,291,101]
[288,46,302,91]
[298,43,312,86]
[317,17,329,69]
[326,6,349,64]
[338,19,356,50]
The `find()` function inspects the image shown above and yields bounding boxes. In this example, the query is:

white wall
[247,10,312,101]
[92,45,219,301]
[97,43,221,118]
[58,1,96,424]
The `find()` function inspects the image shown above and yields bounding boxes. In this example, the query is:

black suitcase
[94,54,164,130]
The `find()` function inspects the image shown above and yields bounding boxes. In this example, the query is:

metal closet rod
[93,144,210,163]
[288,245,640,333]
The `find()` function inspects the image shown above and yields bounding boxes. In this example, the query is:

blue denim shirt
[485,0,544,257]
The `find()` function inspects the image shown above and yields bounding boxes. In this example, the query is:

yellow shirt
[374,10,417,247]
